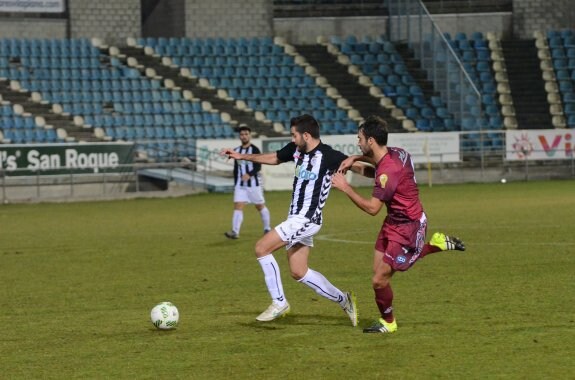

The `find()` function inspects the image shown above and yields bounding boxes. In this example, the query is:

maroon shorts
[375,214,427,272]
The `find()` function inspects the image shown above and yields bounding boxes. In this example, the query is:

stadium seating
[543,29,575,127]
[0,98,63,144]
[3,31,563,158]
[444,32,504,127]
[137,36,356,135]
[0,38,234,159]
[329,35,455,132]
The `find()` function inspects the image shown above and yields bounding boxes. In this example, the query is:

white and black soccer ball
[150,302,179,330]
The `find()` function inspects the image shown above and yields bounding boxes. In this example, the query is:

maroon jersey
[372,147,423,224]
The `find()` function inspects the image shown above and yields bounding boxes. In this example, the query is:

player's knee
[372,275,390,289]
[254,239,272,258]
[254,243,266,258]
[290,268,306,280]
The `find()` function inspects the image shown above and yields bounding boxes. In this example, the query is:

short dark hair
[238,125,251,133]
[290,114,320,139]
[359,116,388,146]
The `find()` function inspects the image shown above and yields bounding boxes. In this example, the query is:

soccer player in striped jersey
[224,126,271,239]
[221,114,372,326]
[332,115,466,334]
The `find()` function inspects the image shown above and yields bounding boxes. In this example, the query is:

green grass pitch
[1,180,574,379]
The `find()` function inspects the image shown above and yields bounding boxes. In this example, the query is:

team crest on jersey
[379,174,388,188]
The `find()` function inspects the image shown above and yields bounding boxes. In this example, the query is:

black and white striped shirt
[233,144,262,187]
[277,142,347,225]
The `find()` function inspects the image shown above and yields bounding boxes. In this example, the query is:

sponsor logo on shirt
[295,165,318,180]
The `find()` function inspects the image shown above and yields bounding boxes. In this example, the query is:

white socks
[257,260,345,308]
[233,207,271,234]
[257,255,286,306]
[259,206,271,231]
[298,268,346,305]
[232,210,243,234]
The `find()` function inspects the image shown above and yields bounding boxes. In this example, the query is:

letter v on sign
[538,135,562,157]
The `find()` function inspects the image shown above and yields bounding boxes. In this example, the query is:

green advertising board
[0,143,135,176]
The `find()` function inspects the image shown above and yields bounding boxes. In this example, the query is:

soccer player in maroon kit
[332,116,465,333]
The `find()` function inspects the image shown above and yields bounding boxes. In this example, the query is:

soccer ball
[150,302,179,330]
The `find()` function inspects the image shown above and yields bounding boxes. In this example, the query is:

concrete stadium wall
[0,19,66,38]
[273,12,513,45]
[274,16,388,44]
[513,0,575,39]
[68,0,141,45]
[1,0,574,43]
[433,12,513,39]
[184,0,273,38]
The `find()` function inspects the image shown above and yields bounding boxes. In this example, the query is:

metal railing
[385,0,487,173]
[386,0,483,127]
[1,140,573,203]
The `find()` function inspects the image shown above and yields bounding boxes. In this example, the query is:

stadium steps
[111,46,279,137]
[293,44,404,132]
[0,79,100,142]
[501,39,553,129]
[394,42,438,99]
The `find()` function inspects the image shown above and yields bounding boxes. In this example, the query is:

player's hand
[331,172,349,191]
[241,173,251,181]
[220,148,237,159]
[338,156,357,174]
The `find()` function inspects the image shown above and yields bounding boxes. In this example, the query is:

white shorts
[274,215,321,249]
[233,186,265,204]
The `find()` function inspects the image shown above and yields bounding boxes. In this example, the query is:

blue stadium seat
[416,119,431,131]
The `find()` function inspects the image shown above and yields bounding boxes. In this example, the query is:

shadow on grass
[234,312,358,329]
[205,238,254,248]
[148,328,179,334]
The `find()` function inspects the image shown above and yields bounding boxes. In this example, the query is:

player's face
[357,130,373,157]
[290,127,307,152]
[239,130,251,145]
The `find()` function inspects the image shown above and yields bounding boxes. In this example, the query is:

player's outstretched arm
[332,172,384,216]
[220,148,280,165]
[349,162,376,178]
[338,155,375,173]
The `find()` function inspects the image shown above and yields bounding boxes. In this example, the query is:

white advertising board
[322,132,460,164]
[195,138,263,171]
[197,132,461,191]
[505,129,575,161]
[0,0,65,12]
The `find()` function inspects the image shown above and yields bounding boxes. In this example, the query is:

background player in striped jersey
[221,114,373,326]
[332,115,466,334]
[224,126,271,239]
